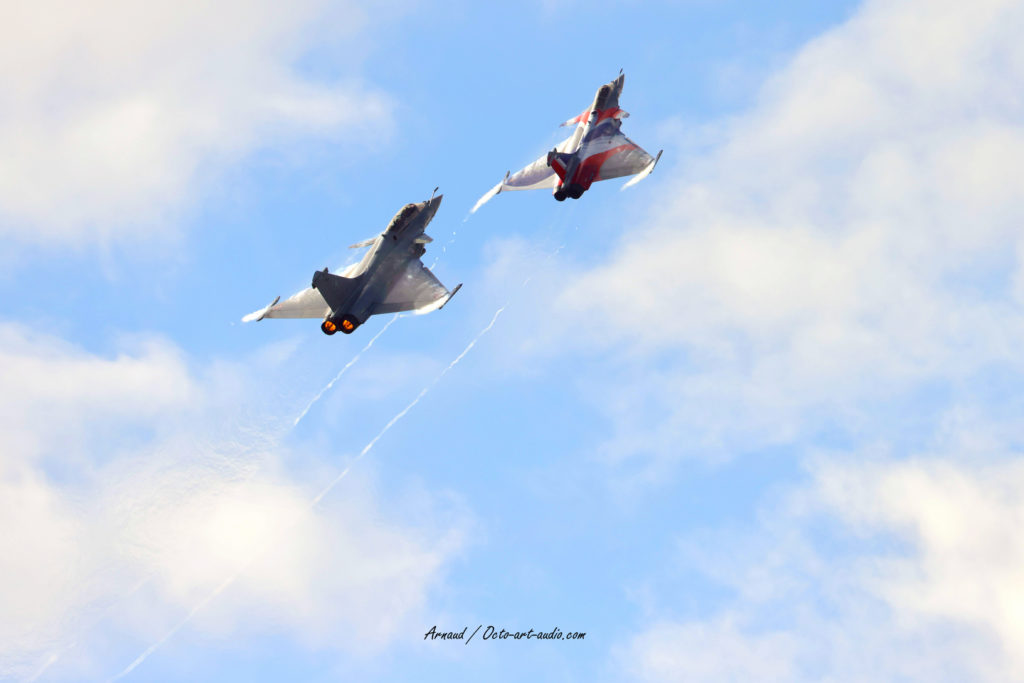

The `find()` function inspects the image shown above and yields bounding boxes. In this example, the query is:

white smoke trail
[292,314,399,427]
[348,304,506,464]
[23,576,154,682]
[105,304,508,681]
[107,573,237,682]
[24,653,59,683]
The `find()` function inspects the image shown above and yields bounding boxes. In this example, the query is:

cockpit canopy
[387,203,418,232]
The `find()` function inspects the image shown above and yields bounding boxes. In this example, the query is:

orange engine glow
[323,320,337,333]
[341,319,355,332]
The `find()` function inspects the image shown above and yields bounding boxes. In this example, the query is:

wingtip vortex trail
[292,315,399,427]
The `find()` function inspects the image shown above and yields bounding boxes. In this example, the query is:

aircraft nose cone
[420,194,442,219]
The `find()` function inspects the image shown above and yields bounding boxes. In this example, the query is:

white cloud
[619,455,1024,682]
[0,0,394,246]
[625,617,798,682]
[0,324,463,680]
[817,457,1024,669]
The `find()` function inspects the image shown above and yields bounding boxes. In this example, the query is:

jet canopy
[387,204,418,232]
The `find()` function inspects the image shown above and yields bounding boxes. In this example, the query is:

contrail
[24,653,59,683]
[107,573,237,682]
[293,314,399,427]
[23,576,154,682]
[349,304,506,464]
[106,304,508,681]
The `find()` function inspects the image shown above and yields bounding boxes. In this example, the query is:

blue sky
[5,1,1024,681]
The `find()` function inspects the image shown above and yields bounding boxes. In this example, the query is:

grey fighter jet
[473,72,662,211]
[244,193,461,335]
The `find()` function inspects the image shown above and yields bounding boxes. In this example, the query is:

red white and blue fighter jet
[473,72,662,211]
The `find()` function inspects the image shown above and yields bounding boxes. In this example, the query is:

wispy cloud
[619,453,1024,682]
[0,0,395,247]
[0,324,463,680]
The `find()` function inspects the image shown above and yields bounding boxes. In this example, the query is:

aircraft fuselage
[313,196,440,332]
[550,78,625,201]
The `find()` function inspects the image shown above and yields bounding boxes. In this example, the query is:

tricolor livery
[473,72,662,211]
[243,193,461,335]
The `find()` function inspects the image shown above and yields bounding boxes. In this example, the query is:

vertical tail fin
[546,150,574,181]
[312,269,366,313]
